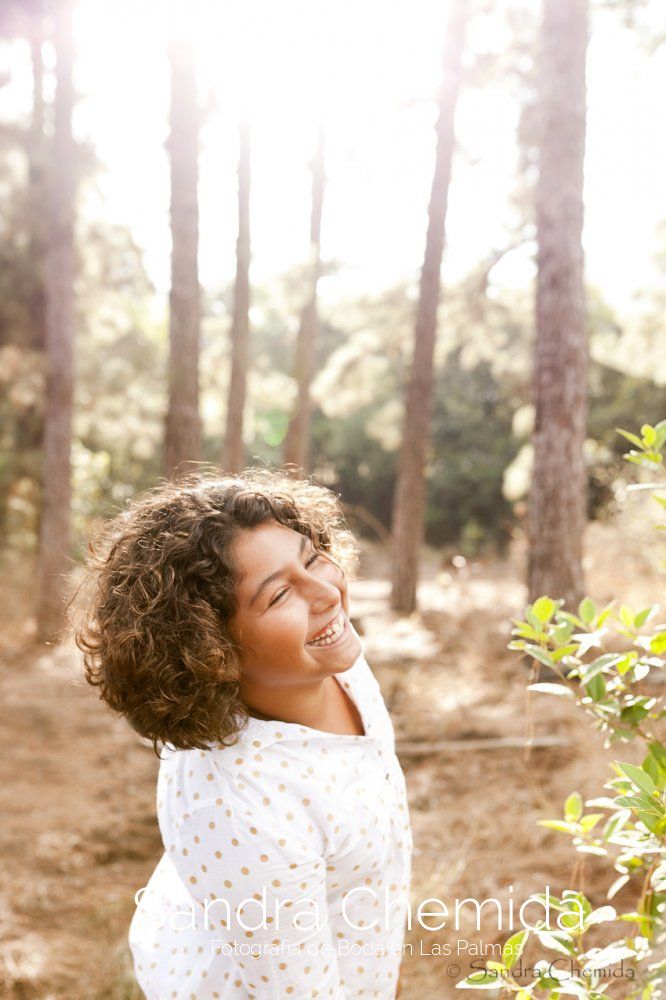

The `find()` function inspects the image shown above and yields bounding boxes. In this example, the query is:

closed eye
[268,552,321,608]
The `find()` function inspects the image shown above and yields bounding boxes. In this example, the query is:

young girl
[72,469,412,999]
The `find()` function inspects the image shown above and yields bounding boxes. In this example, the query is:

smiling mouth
[306,609,348,647]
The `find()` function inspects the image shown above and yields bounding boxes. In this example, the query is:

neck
[241,675,334,729]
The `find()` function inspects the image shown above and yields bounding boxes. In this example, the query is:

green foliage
[460,420,666,998]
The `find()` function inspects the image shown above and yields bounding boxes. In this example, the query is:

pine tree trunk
[224,118,251,473]
[528,0,589,611]
[390,0,469,614]
[35,0,75,642]
[165,35,202,480]
[283,121,326,474]
[28,0,46,347]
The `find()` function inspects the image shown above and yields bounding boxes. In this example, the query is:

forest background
[1,0,665,997]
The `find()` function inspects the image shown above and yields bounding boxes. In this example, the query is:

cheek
[253,606,311,652]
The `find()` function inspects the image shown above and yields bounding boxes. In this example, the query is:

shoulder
[157,737,336,853]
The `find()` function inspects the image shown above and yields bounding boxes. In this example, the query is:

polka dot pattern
[129,627,413,998]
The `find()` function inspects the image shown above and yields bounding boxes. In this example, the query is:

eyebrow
[249,534,309,608]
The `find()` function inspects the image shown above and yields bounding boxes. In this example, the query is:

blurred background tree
[0,0,664,635]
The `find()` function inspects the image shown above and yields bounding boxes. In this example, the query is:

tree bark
[283,120,326,474]
[165,34,202,480]
[528,0,589,611]
[224,118,251,473]
[35,0,75,642]
[390,0,469,614]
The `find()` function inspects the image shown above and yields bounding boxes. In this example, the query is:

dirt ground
[1,495,664,1000]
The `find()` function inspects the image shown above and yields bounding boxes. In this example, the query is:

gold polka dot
[206,773,214,781]
[189,876,197,884]
[241,867,250,875]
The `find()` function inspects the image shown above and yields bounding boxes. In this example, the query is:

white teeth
[309,613,344,645]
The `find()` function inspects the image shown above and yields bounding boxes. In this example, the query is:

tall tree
[390,0,470,614]
[283,120,326,473]
[223,117,251,473]
[27,0,47,344]
[165,30,202,480]
[36,0,75,641]
[527,0,589,610]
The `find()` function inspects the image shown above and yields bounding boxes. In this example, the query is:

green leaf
[615,428,644,449]
[524,644,557,667]
[606,873,630,899]
[555,610,588,630]
[596,601,617,627]
[584,905,616,926]
[579,597,596,624]
[579,813,605,833]
[633,604,659,628]
[649,631,666,654]
[580,653,623,682]
[538,819,578,834]
[585,673,606,702]
[582,943,636,971]
[501,929,529,970]
[535,929,575,956]
[551,644,578,662]
[565,791,583,822]
[648,741,666,766]
[455,970,499,989]
[527,682,574,698]
[615,761,658,796]
[641,424,657,446]
[533,596,557,623]
[619,604,635,629]
[616,652,638,675]
[643,752,663,790]
[636,810,661,833]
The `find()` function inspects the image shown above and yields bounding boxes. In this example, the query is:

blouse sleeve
[167,797,347,999]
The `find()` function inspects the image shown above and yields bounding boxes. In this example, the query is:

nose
[310,579,341,614]
[306,569,344,611]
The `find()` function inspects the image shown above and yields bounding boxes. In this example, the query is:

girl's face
[227,520,362,688]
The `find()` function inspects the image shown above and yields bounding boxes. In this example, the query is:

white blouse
[129,625,413,999]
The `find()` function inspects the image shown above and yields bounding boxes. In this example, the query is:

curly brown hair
[68,467,361,757]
